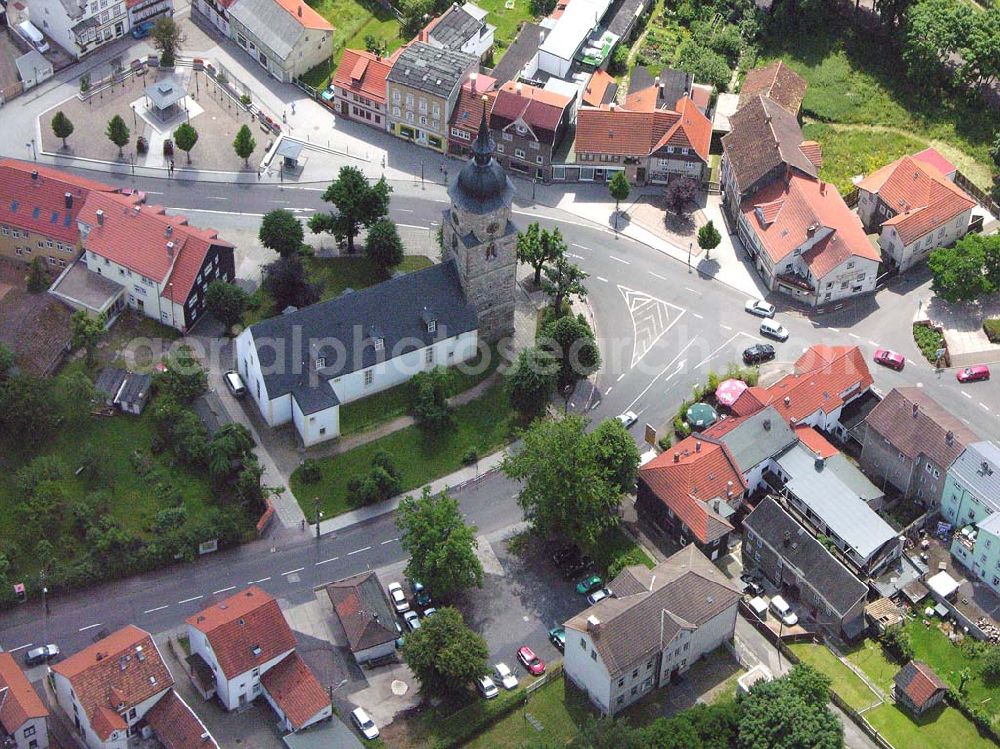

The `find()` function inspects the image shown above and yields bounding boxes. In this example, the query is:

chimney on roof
[133,205,141,216]
[763,418,771,431]
[31,170,38,180]
[586,615,601,633]
[815,457,825,471]
[96,209,104,226]
[673,452,680,463]
[912,403,919,418]
[298,3,302,16]
[166,240,175,258]
[470,71,478,92]
[200,733,211,743]
[609,102,616,111]
[946,430,954,445]
[712,498,721,513]
[783,530,791,547]
[695,440,702,452]
[727,480,734,497]
[65,192,72,209]
[784,396,791,407]
[166,224,173,237]
[820,181,827,195]
[516,82,523,95]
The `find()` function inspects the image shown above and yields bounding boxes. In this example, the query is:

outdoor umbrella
[685,402,718,430]
[716,378,748,408]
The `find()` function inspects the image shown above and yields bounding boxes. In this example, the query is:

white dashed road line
[567,252,584,259]
[605,386,613,395]
[693,313,704,319]
[381,538,398,545]
[617,373,625,382]
[650,272,667,281]
[571,244,595,252]
[962,391,972,399]
[178,596,203,604]
[348,546,372,556]
[827,327,840,333]
[868,340,878,346]
[609,255,630,265]
[316,557,339,566]
[980,403,990,412]
[79,623,103,632]
[684,287,697,293]
[213,586,237,595]
[6,644,32,652]
[720,324,732,331]
[282,567,305,576]
[849,333,860,340]
[397,223,429,230]
[253,577,271,584]
[143,605,169,614]
[596,276,609,283]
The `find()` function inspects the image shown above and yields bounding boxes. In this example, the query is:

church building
[234,111,517,446]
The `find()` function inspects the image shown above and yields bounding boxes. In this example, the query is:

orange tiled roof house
[0,652,50,749]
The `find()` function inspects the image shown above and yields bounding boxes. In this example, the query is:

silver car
[24,644,60,666]
[387,582,410,613]
[744,298,776,318]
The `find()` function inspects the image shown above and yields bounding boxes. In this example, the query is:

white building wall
[881,209,972,272]
[11,716,50,749]
[193,0,229,34]
[291,397,340,447]
[27,0,127,57]
[815,255,878,305]
[563,628,612,714]
[53,670,167,749]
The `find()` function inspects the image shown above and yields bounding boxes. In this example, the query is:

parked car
[769,595,798,627]
[743,580,764,597]
[617,410,638,429]
[551,544,580,568]
[223,370,246,398]
[873,349,905,371]
[548,626,566,652]
[387,582,410,613]
[422,607,438,618]
[517,646,545,675]
[403,610,421,631]
[742,343,776,365]
[24,645,59,666]
[587,588,612,605]
[410,580,431,607]
[321,85,336,102]
[759,320,789,341]
[477,674,499,699]
[744,299,776,318]
[575,574,603,595]
[350,707,379,740]
[494,662,519,690]
[957,365,990,383]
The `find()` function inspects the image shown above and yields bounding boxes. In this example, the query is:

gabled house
[893,661,947,715]
[563,546,740,715]
[0,652,49,749]
[25,0,127,58]
[421,2,494,60]
[192,0,237,36]
[325,572,399,664]
[738,60,807,117]
[856,150,975,273]
[701,405,798,490]
[228,0,334,83]
[942,441,1000,528]
[859,387,979,510]
[447,72,497,157]
[490,81,572,180]
[140,689,217,749]
[332,48,399,132]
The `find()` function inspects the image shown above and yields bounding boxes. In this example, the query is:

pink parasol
[716,378,748,408]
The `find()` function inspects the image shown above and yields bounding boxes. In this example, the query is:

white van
[769,595,798,626]
[759,319,789,342]
[748,596,768,622]
[18,21,50,54]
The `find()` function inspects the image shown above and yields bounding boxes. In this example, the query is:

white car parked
[477,674,499,699]
[744,298,776,318]
[494,662,519,690]
[617,411,638,429]
[351,707,379,739]
[387,582,410,613]
[403,610,421,631]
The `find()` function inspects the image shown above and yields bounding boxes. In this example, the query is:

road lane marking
[868,340,878,346]
[253,577,271,584]
[7,644,32,652]
[316,557,339,565]
[596,276,608,282]
[143,605,169,614]
[684,287,697,293]
[720,324,732,331]
[270,200,290,204]
[394,208,415,213]
[695,333,742,368]
[609,255,630,265]
[381,538,398,545]
[348,546,372,556]
[605,386,613,395]
[79,623,103,632]
[625,338,697,412]
[693,313,704,319]
[213,586,237,595]
[282,567,305,576]
[650,272,667,281]
[962,391,972,399]
[980,402,990,411]
[826,327,840,333]
[618,285,687,369]
[144,191,163,195]
[203,196,228,201]
[178,596,203,604]
[849,333,860,340]
[616,373,625,382]
[397,223,429,230]
[571,244,595,252]
[567,252,584,259]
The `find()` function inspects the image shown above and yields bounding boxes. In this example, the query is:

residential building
[386,41,478,153]
[859,387,978,509]
[893,661,948,716]
[942,441,1000,528]
[742,497,868,640]
[582,69,617,107]
[0,160,116,269]
[563,546,740,715]
[332,48,398,132]
[738,173,880,306]
[325,572,399,664]
[737,60,807,116]
[126,0,172,33]
[27,0,127,58]
[636,434,748,560]
[701,406,798,491]
[489,81,572,180]
[490,22,546,84]
[258,652,332,732]
[0,652,49,749]
[537,0,613,78]
[191,0,235,35]
[856,149,975,273]
[421,2,494,60]
[954,512,1000,596]
[447,72,497,157]
[51,625,218,749]
[228,0,333,83]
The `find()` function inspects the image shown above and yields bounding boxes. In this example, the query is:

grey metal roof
[715,406,797,474]
[744,497,868,617]
[387,42,476,99]
[607,0,650,38]
[95,367,127,400]
[145,75,188,110]
[282,719,364,749]
[15,50,51,80]
[118,372,151,407]
[429,4,484,51]
[449,110,516,214]
[276,139,304,160]
[229,0,305,61]
[777,442,897,560]
[248,260,478,405]
[951,441,1000,514]
[491,23,546,84]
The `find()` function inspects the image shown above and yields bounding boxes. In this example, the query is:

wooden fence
[955,170,1000,219]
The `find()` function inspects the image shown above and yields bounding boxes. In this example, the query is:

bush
[299,459,321,484]
[461,448,478,465]
[984,319,1000,344]
[879,624,914,663]
[912,323,945,363]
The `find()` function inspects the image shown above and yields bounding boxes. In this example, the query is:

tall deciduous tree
[540,314,601,390]
[151,16,185,67]
[502,415,620,547]
[542,256,588,317]
[262,255,319,311]
[233,124,256,167]
[397,487,484,599]
[308,166,392,254]
[590,417,641,494]
[737,665,842,749]
[173,122,199,164]
[609,171,631,230]
[697,220,722,260]
[505,345,558,417]
[516,222,567,286]
[401,607,488,696]
[960,12,1000,91]
[664,176,699,216]
[105,115,130,158]
[259,209,304,258]
[928,234,995,302]
[205,280,249,331]
[903,0,970,86]
[70,310,106,366]
[364,218,405,277]
[26,257,48,292]
[410,366,453,433]
[51,111,74,149]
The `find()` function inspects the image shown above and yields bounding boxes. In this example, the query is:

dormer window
[427,320,437,333]
[252,645,262,657]
[369,325,385,351]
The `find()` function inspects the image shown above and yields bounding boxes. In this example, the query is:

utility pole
[420,160,424,187]
[314,497,322,540]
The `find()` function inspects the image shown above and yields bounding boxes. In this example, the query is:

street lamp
[314,497,323,540]
[131,104,137,129]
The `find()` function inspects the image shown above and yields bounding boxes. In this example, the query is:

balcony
[776,272,815,293]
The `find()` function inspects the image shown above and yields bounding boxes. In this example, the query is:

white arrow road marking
[618,285,686,370]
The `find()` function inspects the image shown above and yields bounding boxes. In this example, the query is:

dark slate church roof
[248,261,477,412]
[449,109,515,214]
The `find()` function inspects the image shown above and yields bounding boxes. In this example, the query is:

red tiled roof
[794,425,839,459]
[895,660,947,708]
[583,70,616,107]
[259,653,330,730]
[799,140,823,169]
[913,147,956,177]
[144,689,218,749]
[738,60,807,115]
[186,587,296,680]
[333,49,397,104]
[271,0,333,30]
[857,155,975,246]
[450,76,497,135]
[638,436,746,544]
[490,82,570,145]
[651,96,712,163]
[0,652,48,733]
[0,159,116,244]
[741,174,878,279]
[52,626,172,741]
[576,96,711,162]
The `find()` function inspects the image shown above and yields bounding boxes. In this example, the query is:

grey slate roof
[95,366,127,402]
[118,372,151,407]
[777,442,896,561]
[744,497,868,617]
[714,406,797,474]
[951,441,1000,514]
[387,42,477,99]
[248,260,477,409]
[429,4,485,51]
[491,23,546,84]
[145,75,187,110]
[229,0,304,61]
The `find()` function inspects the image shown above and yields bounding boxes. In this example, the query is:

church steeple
[472,99,494,166]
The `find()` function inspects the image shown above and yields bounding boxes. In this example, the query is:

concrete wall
[564,627,612,714]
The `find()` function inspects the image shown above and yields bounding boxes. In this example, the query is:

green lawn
[290,382,515,517]
[844,638,901,694]
[476,0,536,54]
[587,525,655,578]
[802,123,927,195]
[866,702,990,749]
[634,14,689,71]
[787,643,880,711]
[302,0,403,89]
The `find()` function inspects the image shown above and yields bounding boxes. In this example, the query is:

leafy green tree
[737,665,842,749]
[928,235,992,302]
[51,111,74,149]
[982,646,1000,684]
[26,256,49,292]
[0,343,14,381]
[70,310,106,366]
[708,24,744,65]
[677,40,732,91]
[530,0,557,15]
[991,131,1000,169]
[903,0,970,86]
[542,256,588,317]
[541,314,601,390]
[399,0,435,37]
[364,34,386,56]
[207,423,255,484]
[608,43,629,75]
[105,114,130,158]
[609,172,630,230]
[401,607,488,695]
[0,375,58,447]
[505,346,558,417]
[872,0,915,27]
[664,176,699,216]
[590,418,640,494]
[205,280,249,331]
[959,12,1000,91]
[410,366,453,433]
[698,220,722,260]
[58,369,95,425]
[233,124,256,167]
[397,487,483,599]
[173,122,199,164]
[309,166,392,254]
[151,16,185,67]
[978,233,1000,290]
[364,218,405,278]
[517,222,567,286]
[158,346,207,403]
[262,255,319,311]
[259,209,305,258]
[502,415,621,547]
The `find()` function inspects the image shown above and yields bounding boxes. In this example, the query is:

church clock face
[486,221,499,235]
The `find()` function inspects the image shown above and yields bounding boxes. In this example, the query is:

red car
[873,349,905,371]
[517,646,545,676]
[957,365,990,383]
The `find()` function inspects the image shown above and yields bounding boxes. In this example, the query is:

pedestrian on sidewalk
[257,167,261,181]
[291,102,296,115]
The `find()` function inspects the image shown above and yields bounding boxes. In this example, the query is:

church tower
[443,103,517,343]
